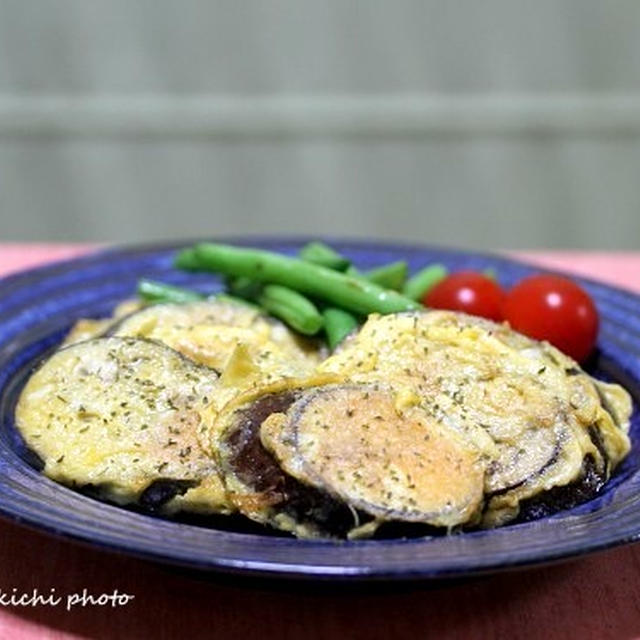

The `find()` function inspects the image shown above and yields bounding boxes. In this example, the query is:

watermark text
[0,588,135,611]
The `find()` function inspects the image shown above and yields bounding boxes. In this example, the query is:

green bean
[225,276,263,301]
[193,243,421,315]
[403,264,448,301]
[138,278,257,309]
[174,248,202,271]
[299,241,351,271]
[323,308,359,350]
[229,277,322,332]
[216,293,261,309]
[137,279,205,304]
[365,260,408,291]
[258,284,324,335]
[347,261,407,290]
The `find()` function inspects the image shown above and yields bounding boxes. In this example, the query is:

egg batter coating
[16,302,632,538]
[318,310,631,526]
[109,299,322,378]
[15,337,231,515]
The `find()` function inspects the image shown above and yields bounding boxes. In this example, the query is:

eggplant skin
[515,455,605,522]
[222,390,300,493]
[217,390,360,538]
[61,299,142,346]
[514,423,613,522]
[15,336,232,515]
[138,479,200,511]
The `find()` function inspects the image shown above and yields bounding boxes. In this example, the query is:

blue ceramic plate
[0,239,638,581]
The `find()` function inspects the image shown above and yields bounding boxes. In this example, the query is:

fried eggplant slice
[62,299,143,347]
[15,337,231,515]
[109,299,325,458]
[109,299,322,381]
[216,382,484,538]
[261,385,485,530]
[217,388,358,538]
[62,318,113,346]
[318,310,632,526]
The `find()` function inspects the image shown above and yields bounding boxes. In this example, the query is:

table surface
[1,244,639,640]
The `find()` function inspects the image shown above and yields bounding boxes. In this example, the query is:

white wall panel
[0,1,638,248]
[1,137,638,248]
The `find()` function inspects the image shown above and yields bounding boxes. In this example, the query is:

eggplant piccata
[15,337,231,514]
[14,299,633,538]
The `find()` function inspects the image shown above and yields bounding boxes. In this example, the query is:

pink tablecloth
[0,244,639,640]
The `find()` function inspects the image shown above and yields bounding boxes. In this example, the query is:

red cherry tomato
[502,274,598,363]
[423,271,505,321]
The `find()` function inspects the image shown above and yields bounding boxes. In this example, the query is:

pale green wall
[1,0,639,249]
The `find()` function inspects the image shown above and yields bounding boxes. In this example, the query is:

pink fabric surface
[0,244,639,640]
[0,244,98,277]
[511,250,640,293]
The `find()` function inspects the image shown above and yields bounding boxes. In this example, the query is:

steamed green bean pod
[322,308,359,350]
[258,284,324,336]
[299,241,351,271]
[138,279,205,304]
[364,260,408,291]
[403,264,448,301]
[192,243,420,315]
